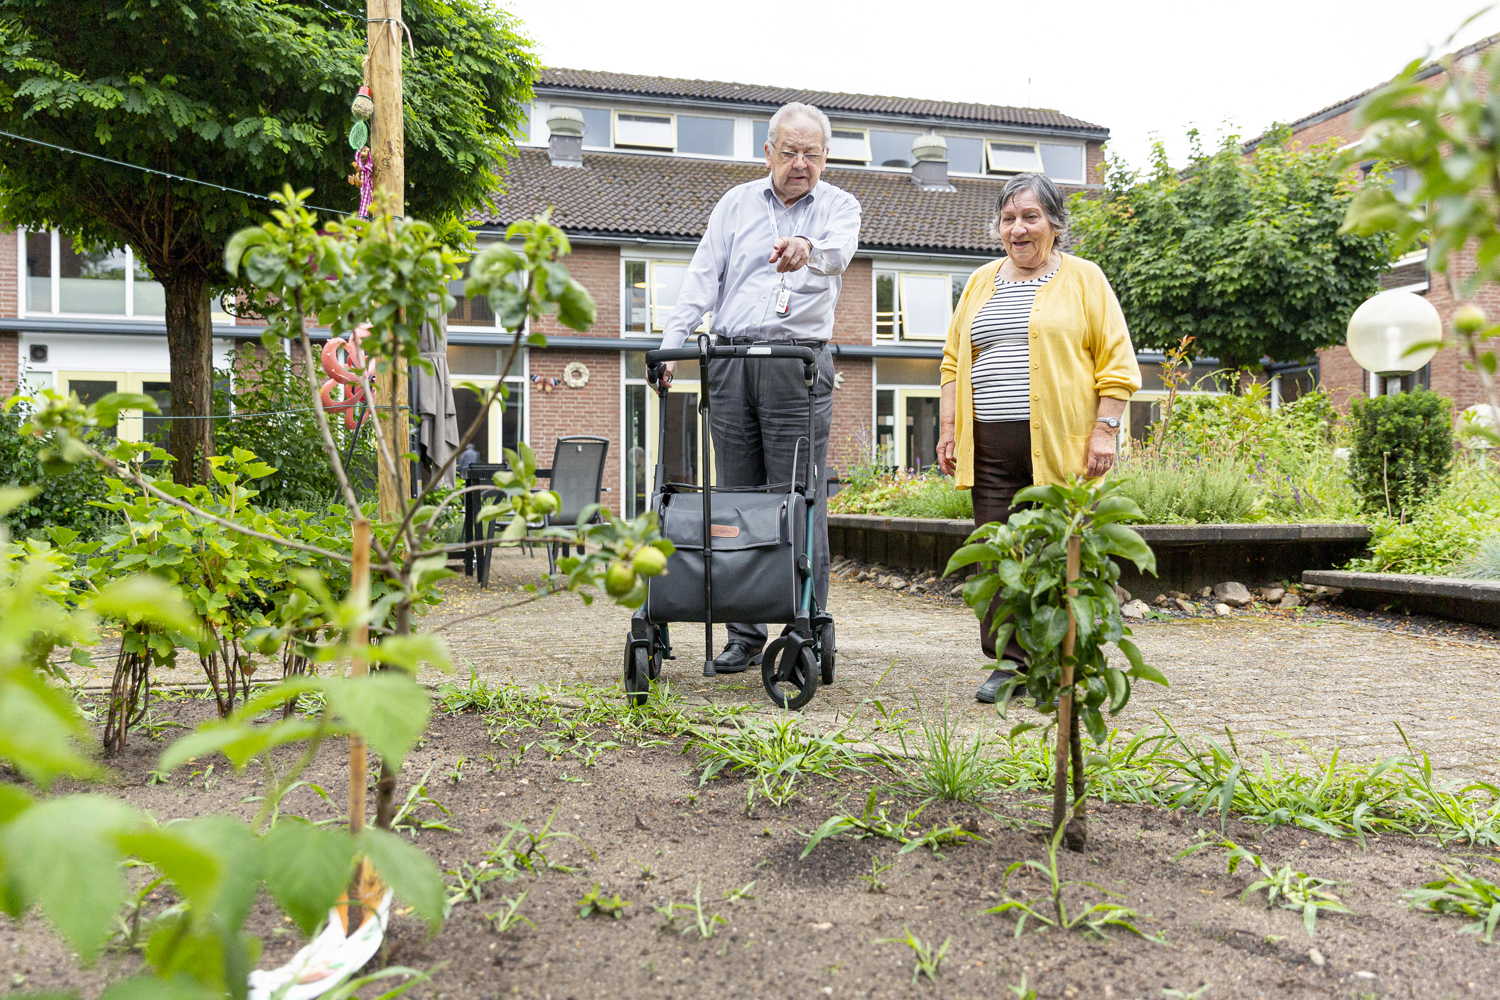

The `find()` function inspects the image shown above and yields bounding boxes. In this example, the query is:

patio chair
[474,437,608,588]
[537,436,610,578]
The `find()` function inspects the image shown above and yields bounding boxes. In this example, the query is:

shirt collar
[763,177,817,210]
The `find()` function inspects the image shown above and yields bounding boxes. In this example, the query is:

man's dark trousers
[707,345,835,652]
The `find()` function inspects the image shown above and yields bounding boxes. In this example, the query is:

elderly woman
[936,172,1141,704]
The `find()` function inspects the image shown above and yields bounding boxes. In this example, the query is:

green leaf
[943,543,1002,576]
[323,673,431,770]
[357,827,445,930]
[1,795,138,960]
[99,975,224,1000]
[1103,665,1130,714]
[90,392,157,427]
[1081,704,1108,746]
[1095,523,1156,574]
[91,575,200,633]
[1118,637,1168,687]
[259,821,355,936]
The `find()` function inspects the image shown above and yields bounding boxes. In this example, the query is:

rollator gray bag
[645,487,806,626]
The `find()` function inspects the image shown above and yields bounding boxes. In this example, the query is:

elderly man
[659,101,861,675]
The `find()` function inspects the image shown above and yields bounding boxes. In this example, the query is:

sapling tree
[945,477,1165,849]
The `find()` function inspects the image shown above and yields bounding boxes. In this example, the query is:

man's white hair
[766,102,832,150]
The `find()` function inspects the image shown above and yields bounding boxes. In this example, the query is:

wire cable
[0,129,355,217]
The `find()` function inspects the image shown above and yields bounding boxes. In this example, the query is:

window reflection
[60,243,128,314]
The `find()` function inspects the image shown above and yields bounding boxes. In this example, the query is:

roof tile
[479,148,1084,255]
[537,67,1106,134]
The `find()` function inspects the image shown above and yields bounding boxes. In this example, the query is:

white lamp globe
[1345,289,1441,378]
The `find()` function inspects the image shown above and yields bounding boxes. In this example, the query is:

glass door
[897,388,942,472]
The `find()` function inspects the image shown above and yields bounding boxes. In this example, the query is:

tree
[0,0,538,483]
[1069,130,1396,372]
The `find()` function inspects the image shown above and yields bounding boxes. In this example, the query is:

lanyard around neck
[767,193,811,244]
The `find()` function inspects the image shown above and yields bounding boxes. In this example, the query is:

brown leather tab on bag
[710,524,739,537]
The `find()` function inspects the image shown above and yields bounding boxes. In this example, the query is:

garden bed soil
[7,701,1499,1000]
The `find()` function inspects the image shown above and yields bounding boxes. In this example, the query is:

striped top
[969,269,1055,421]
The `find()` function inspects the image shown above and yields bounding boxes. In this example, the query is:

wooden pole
[1050,534,1082,838]
[367,0,408,521]
[349,518,372,834]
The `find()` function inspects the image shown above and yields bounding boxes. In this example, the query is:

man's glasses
[776,148,826,164]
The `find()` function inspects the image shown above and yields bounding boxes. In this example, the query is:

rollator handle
[645,344,817,365]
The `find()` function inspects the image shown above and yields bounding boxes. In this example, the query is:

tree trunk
[161,272,215,485]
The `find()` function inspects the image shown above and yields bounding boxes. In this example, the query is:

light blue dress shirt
[660,176,862,350]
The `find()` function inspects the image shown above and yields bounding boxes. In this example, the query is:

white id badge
[775,287,791,316]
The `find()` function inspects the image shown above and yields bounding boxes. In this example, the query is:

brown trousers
[971,420,1033,664]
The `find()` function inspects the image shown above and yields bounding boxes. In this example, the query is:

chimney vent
[911,133,953,191]
[546,107,585,168]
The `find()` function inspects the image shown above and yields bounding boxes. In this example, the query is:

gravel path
[422,549,1500,781]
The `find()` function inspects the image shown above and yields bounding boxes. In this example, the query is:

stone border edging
[1303,569,1500,627]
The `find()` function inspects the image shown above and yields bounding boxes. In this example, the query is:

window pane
[875,389,895,468]
[452,386,488,464]
[875,272,896,339]
[651,262,688,331]
[59,243,127,315]
[132,254,166,315]
[615,112,673,149]
[828,129,869,163]
[500,381,524,454]
[1040,142,1083,182]
[899,274,952,339]
[752,121,769,154]
[580,107,611,147]
[869,131,916,169]
[677,115,733,156]
[141,380,171,446]
[951,274,966,311]
[905,395,939,472]
[448,257,495,325]
[25,232,50,313]
[946,137,984,174]
[68,379,118,406]
[988,141,1039,174]
[625,383,647,518]
[625,260,648,332]
[661,391,698,485]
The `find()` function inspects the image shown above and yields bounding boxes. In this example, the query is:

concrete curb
[1303,569,1500,627]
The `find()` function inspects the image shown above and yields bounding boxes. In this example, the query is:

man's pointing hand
[768,236,812,273]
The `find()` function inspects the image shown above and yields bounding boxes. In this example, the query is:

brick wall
[1085,140,1107,186]
[530,244,619,341]
[526,347,621,498]
[828,257,874,472]
[0,227,15,397]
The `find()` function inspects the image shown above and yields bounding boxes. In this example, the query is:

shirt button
[1032,363,1039,369]
[1034,450,1040,457]
[1032,394,1039,401]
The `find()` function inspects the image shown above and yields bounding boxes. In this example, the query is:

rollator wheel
[762,642,818,711]
[624,644,650,707]
[818,623,836,686]
[648,646,662,680]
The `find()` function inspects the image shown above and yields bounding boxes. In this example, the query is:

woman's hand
[937,425,957,476]
[1084,424,1117,479]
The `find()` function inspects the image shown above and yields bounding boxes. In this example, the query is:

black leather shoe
[976,664,1024,704]
[711,642,763,674]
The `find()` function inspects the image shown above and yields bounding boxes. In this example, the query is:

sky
[504,0,1500,172]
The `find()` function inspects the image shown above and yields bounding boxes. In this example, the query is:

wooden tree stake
[367,0,408,520]
[349,518,371,834]
[1051,534,1083,843]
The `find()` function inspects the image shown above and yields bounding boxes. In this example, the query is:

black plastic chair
[538,436,610,579]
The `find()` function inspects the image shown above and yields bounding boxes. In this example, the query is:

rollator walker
[622,335,834,710]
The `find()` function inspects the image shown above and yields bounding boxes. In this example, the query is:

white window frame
[620,254,708,337]
[613,110,676,151]
[987,140,1043,176]
[19,229,178,320]
[827,127,871,164]
[1039,141,1085,183]
[873,262,977,342]
[674,113,736,159]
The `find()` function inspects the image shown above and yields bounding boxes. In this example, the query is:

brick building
[1248,34,1500,412]
[0,68,1122,511]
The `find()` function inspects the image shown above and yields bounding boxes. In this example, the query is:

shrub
[0,403,113,540]
[1356,456,1500,575]
[1114,452,1258,524]
[889,475,973,519]
[1348,387,1453,517]
[212,345,377,510]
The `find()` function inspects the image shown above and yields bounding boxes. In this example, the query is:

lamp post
[1346,289,1441,396]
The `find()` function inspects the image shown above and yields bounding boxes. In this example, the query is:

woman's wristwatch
[1095,416,1121,429]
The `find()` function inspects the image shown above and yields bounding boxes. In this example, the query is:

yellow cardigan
[940,254,1141,489]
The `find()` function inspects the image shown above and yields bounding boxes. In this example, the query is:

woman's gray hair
[767,102,832,151]
[990,172,1069,247]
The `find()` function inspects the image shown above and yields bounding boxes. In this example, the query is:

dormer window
[987,141,1043,176]
[614,111,675,150]
[828,128,871,164]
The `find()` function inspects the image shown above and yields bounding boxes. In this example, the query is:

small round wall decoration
[562,361,591,389]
